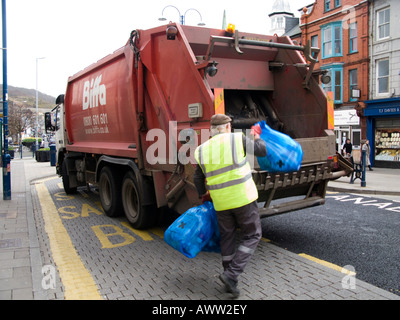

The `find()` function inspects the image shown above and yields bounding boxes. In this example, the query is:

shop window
[377,59,389,95]
[349,23,357,53]
[375,129,400,163]
[377,7,390,40]
[375,119,400,164]
[322,65,343,104]
[321,22,342,59]
[349,69,358,102]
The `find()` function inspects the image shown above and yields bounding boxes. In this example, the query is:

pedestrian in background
[362,139,373,171]
[343,138,353,162]
[194,114,267,298]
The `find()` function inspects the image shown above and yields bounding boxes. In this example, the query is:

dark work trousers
[216,201,262,282]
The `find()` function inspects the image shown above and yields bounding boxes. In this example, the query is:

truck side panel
[65,46,139,158]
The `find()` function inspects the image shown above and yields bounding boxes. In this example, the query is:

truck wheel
[121,171,156,229]
[99,166,123,217]
[62,161,77,194]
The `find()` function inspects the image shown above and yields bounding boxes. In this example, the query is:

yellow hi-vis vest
[194,132,258,211]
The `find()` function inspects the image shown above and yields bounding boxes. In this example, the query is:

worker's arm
[242,135,267,157]
[194,164,207,197]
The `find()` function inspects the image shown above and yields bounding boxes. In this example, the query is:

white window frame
[376,58,390,96]
[377,7,390,41]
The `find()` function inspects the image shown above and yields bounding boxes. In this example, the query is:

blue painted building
[364,98,400,168]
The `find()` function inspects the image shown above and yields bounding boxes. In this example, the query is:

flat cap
[210,114,232,126]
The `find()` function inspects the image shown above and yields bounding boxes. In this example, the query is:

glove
[250,124,261,137]
[201,191,212,203]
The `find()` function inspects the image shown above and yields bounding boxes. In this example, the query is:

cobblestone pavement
[31,176,399,300]
[1,159,399,300]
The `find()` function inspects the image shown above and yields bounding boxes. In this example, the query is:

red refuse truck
[45,23,352,229]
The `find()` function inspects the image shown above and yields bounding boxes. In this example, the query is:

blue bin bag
[164,202,220,258]
[201,206,220,254]
[256,121,303,173]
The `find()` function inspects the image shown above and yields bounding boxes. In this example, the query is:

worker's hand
[250,124,262,139]
[201,191,212,203]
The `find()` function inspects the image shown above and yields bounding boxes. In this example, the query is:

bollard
[50,144,56,167]
[2,152,11,200]
[361,149,366,187]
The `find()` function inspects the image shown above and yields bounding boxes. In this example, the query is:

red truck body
[65,47,137,158]
[49,24,351,229]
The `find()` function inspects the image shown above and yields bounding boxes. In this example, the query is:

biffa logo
[83,75,106,110]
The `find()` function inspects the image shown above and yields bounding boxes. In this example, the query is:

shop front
[334,108,361,154]
[364,98,400,168]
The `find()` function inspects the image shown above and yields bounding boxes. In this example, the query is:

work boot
[219,273,240,298]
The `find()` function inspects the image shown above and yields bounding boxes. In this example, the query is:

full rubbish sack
[256,120,303,173]
[164,201,220,258]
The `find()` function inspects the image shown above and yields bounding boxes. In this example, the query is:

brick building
[299,0,369,153]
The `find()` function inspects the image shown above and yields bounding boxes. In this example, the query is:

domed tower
[268,0,294,36]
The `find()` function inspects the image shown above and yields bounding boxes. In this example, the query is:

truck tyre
[62,161,77,194]
[121,171,156,229]
[99,166,123,217]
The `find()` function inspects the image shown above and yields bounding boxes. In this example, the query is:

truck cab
[45,94,67,177]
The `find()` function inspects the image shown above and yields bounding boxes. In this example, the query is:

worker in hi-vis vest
[194,114,267,298]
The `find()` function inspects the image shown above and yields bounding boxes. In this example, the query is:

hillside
[1,85,56,109]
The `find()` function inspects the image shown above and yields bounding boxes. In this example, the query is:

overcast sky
[1,0,312,99]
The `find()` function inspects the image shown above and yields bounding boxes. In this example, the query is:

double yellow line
[36,180,103,300]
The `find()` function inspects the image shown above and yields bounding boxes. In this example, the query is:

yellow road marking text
[36,183,103,300]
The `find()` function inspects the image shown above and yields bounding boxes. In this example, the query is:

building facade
[299,0,369,154]
[269,0,295,36]
[363,0,400,168]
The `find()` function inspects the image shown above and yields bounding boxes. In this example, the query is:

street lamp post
[35,57,45,153]
[159,5,205,26]
[2,0,11,200]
